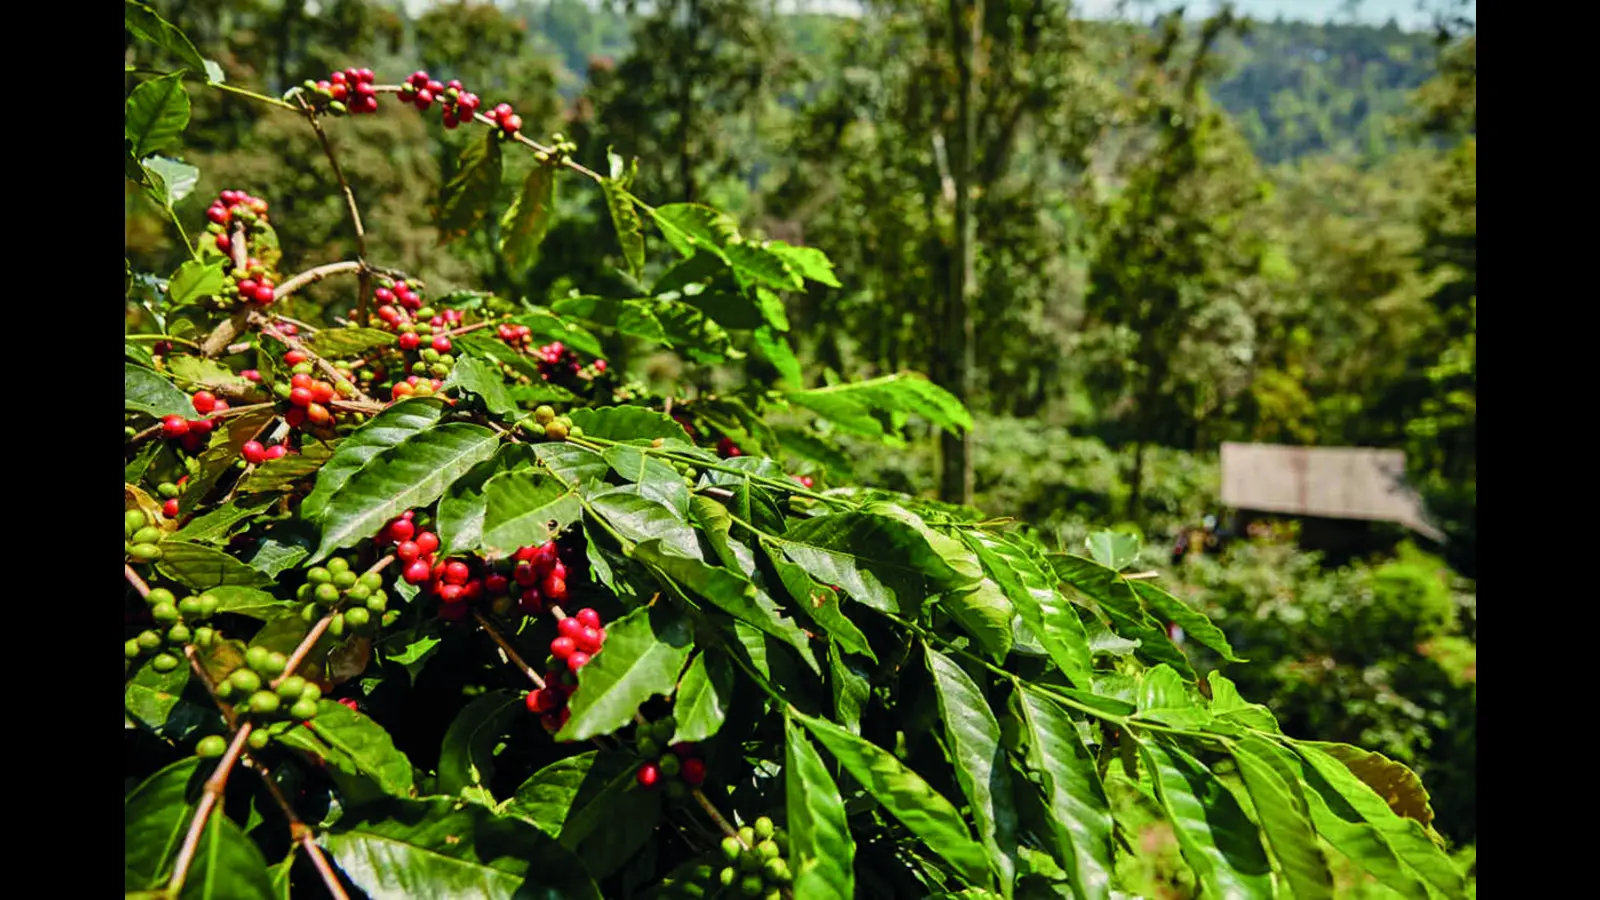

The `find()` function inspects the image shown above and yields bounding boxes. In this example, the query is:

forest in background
[125,0,1477,878]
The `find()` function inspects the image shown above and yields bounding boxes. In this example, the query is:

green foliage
[124,5,1475,898]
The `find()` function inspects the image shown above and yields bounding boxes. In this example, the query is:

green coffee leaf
[126,72,190,159]
[925,646,1019,889]
[784,712,856,899]
[438,130,503,243]
[670,650,735,744]
[500,164,557,273]
[556,605,694,742]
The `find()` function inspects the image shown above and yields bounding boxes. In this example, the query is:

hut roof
[1220,442,1445,542]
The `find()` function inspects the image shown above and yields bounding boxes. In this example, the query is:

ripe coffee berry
[637,762,661,788]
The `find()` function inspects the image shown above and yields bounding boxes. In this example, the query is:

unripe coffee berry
[290,699,320,720]
[721,837,742,862]
[315,583,342,606]
[250,691,282,715]
[137,631,163,652]
[276,675,307,700]
[146,587,176,608]
[248,730,272,750]
[753,817,775,840]
[167,624,192,645]
[332,570,359,589]
[126,639,142,660]
[152,602,180,624]
[344,607,372,629]
[153,653,180,673]
[658,754,681,777]
[196,735,227,758]
[177,595,204,618]
[229,669,262,694]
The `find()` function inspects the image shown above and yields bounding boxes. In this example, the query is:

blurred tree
[1082,6,1274,519]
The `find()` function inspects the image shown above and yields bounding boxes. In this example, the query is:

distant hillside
[1210,19,1441,162]
[518,3,1443,164]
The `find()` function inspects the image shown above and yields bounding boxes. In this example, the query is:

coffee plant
[124,5,1465,898]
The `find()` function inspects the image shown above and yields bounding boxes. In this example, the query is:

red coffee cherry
[576,626,603,654]
[542,574,568,603]
[558,617,585,640]
[241,441,267,465]
[191,391,217,414]
[398,332,421,351]
[403,559,432,584]
[526,688,559,714]
[680,757,706,786]
[431,335,452,353]
[443,560,471,585]
[567,652,591,672]
[161,415,190,438]
[415,532,440,555]
[575,608,602,629]
[264,444,289,461]
[637,762,661,789]
[163,498,180,518]
[289,386,314,407]
[485,573,509,595]
[284,350,309,365]
[395,540,421,563]
[550,637,576,660]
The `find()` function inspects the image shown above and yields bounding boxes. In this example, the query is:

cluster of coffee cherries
[301,67,379,116]
[293,555,394,636]
[277,369,352,429]
[125,581,220,672]
[495,321,535,346]
[717,436,743,459]
[524,607,608,733]
[204,190,272,255]
[518,404,583,442]
[379,511,444,584]
[400,70,482,129]
[240,439,290,466]
[202,645,327,757]
[220,256,281,309]
[632,716,707,799]
[125,508,166,564]
[487,102,524,138]
[160,390,235,453]
[532,340,607,385]
[374,279,426,313]
[717,817,792,899]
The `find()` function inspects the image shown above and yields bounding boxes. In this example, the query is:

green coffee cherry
[229,669,262,694]
[126,509,150,535]
[754,817,776,840]
[214,680,235,701]
[290,699,319,720]
[306,567,332,585]
[763,857,790,884]
[637,736,661,759]
[145,588,175,608]
[125,639,143,659]
[194,626,216,649]
[130,543,164,562]
[740,874,764,896]
[167,624,192,645]
[332,570,359,589]
[261,652,288,677]
[151,602,180,624]
[366,592,389,613]
[327,557,351,574]
[197,594,219,618]
[248,729,272,750]
[544,421,569,440]
[276,676,307,700]
[721,837,742,863]
[344,607,371,629]
[177,595,204,618]
[196,735,228,758]
[152,653,180,673]
[157,482,181,499]
[132,526,165,545]
[719,866,737,887]
[250,691,281,715]
[327,613,346,638]
[246,646,271,672]
[137,630,163,652]
[737,826,756,847]
[659,754,681,777]
[358,572,384,592]
[315,583,342,606]
[301,602,320,623]
[346,583,372,602]
[300,683,322,703]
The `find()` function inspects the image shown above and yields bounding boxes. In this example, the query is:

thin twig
[297,96,372,321]
[125,565,151,598]
[273,262,364,305]
[473,609,546,688]
[273,555,395,690]
[166,723,254,895]
[183,647,350,900]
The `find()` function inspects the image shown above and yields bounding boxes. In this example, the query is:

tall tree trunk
[677,0,700,203]
[939,0,980,506]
